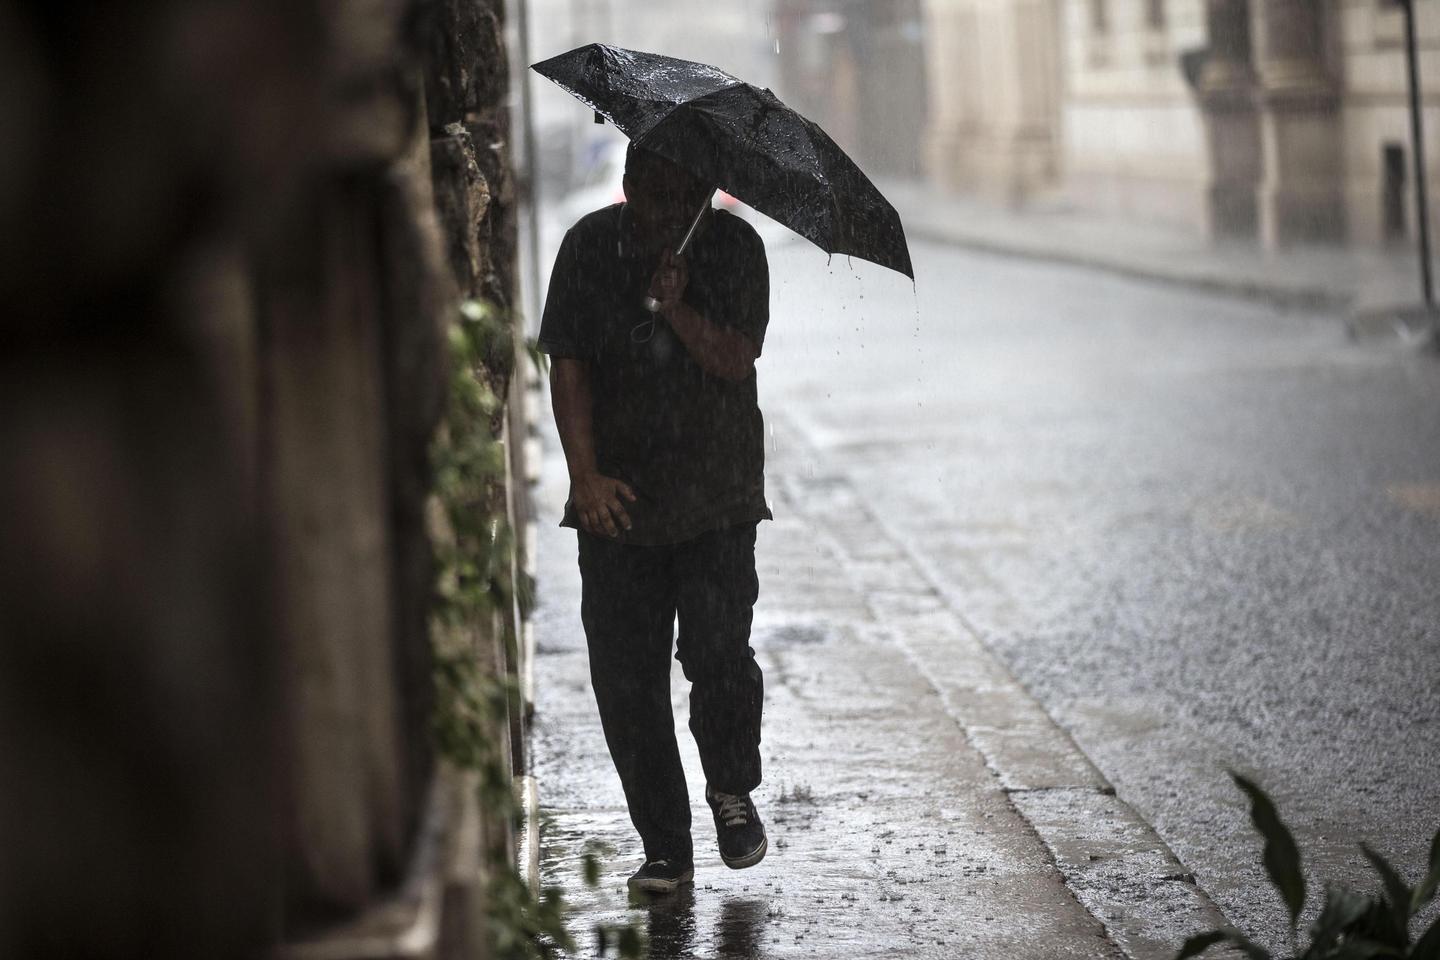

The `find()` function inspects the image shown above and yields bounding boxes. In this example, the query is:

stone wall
[0,1,527,957]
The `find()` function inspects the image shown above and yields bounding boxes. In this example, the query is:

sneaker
[706,786,768,869]
[627,858,694,895]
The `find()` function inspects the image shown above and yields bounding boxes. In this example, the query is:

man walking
[537,143,771,894]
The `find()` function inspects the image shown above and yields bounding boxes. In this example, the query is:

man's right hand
[571,471,637,537]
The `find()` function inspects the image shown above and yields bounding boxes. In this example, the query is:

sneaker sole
[627,868,694,894]
[721,834,767,870]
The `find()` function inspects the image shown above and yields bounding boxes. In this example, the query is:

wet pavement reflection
[639,887,696,958]
[712,898,768,958]
[622,889,770,958]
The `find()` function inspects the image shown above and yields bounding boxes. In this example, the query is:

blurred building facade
[908,0,1440,250]
[773,0,931,178]
[1059,0,1218,232]
[922,0,1064,203]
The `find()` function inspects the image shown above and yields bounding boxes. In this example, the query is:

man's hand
[647,247,688,312]
[571,470,637,537]
[550,359,634,536]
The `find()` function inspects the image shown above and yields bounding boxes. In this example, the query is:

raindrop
[774,39,780,54]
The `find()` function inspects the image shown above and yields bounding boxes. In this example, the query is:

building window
[1384,142,1407,241]
[1090,0,1109,33]
[1143,0,1168,65]
[1373,0,1406,48]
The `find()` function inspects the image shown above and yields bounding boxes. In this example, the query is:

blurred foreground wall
[0,1,528,957]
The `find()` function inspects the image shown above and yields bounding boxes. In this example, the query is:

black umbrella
[531,43,914,280]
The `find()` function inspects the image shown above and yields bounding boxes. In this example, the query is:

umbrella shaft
[675,190,715,258]
[642,190,717,314]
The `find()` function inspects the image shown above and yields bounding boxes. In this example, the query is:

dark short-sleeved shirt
[537,203,772,546]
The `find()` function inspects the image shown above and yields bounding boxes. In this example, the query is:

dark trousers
[578,522,764,863]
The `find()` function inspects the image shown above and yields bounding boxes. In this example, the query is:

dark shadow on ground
[638,886,696,958]
[632,890,771,959]
[714,897,769,958]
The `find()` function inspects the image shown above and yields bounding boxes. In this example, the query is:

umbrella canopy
[532,43,914,280]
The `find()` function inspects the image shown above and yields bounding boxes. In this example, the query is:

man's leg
[673,522,763,795]
[578,532,693,864]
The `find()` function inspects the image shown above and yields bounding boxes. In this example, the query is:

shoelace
[713,792,749,827]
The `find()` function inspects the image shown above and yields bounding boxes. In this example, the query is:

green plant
[524,334,551,378]
[1176,772,1440,960]
[431,300,642,960]
[433,300,569,959]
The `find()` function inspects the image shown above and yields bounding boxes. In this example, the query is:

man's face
[623,153,711,252]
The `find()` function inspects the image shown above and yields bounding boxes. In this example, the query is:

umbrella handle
[643,190,715,313]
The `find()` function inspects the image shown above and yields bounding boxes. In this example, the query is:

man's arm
[663,301,759,381]
[649,249,760,382]
[549,357,635,537]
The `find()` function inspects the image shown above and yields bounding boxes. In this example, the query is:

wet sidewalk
[527,412,1230,959]
[879,178,1424,318]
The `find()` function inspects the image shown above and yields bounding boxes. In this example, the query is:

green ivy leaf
[435,309,576,960]
[1412,911,1440,960]
[1326,939,1405,960]
[459,299,485,322]
[1175,931,1227,959]
[615,924,644,958]
[1232,773,1306,929]
[1412,827,1440,913]
[1222,931,1272,960]
[1174,930,1273,960]
[448,322,473,358]
[1309,884,1372,954]
[524,336,550,376]
[1359,844,1412,946]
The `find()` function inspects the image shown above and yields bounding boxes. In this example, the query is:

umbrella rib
[632,80,745,144]
[636,89,831,240]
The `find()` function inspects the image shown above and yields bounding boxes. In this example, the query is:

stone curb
[777,412,1242,960]
[519,363,546,895]
[902,221,1350,314]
